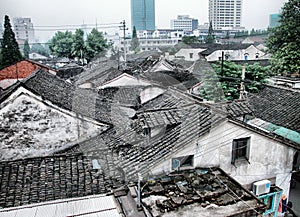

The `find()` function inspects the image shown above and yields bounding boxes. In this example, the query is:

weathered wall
[150,121,295,196]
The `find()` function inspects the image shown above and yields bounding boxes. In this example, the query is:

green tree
[49,31,74,58]
[205,21,215,44]
[267,0,300,75]
[23,40,30,58]
[200,61,271,101]
[72,29,85,59]
[0,15,23,67]
[130,26,140,53]
[30,42,49,57]
[85,28,109,62]
[181,36,200,46]
[201,61,271,101]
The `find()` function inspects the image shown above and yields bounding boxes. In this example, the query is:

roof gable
[98,73,152,89]
[0,86,109,161]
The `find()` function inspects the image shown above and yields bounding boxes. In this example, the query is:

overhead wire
[208,167,271,216]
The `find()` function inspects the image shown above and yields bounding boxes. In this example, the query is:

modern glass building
[131,0,155,31]
[209,0,242,30]
[269,14,280,28]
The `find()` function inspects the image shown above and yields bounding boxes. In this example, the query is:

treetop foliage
[266,0,300,75]
[48,28,109,63]
[205,21,215,44]
[199,61,272,101]
[130,26,140,54]
[0,15,23,67]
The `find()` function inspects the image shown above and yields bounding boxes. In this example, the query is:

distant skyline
[0,0,287,42]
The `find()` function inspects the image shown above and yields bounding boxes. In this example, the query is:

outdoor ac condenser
[253,180,271,196]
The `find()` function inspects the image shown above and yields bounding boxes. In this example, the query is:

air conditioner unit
[253,180,271,196]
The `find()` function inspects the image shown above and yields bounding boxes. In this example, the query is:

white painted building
[209,0,243,30]
[175,48,207,61]
[148,119,296,198]
[122,37,181,52]
[171,15,199,31]
[205,45,266,61]
[13,17,35,44]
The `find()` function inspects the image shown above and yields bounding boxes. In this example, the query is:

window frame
[231,137,250,166]
[171,155,194,171]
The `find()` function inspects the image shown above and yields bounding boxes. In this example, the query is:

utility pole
[119,20,128,67]
[221,51,224,77]
[239,66,246,100]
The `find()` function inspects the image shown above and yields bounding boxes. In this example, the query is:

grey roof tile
[249,85,300,133]
[0,154,124,208]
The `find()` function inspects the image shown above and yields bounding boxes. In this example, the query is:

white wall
[175,49,206,61]
[205,45,265,62]
[150,121,295,196]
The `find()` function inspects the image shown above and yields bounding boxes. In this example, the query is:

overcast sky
[1,0,287,42]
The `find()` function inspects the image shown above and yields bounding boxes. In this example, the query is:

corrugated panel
[80,209,121,217]
[34,204,57,217]
[15,208,37,217]
[0,211,16,217]
[0,195,121,217]
[54,201,74,217]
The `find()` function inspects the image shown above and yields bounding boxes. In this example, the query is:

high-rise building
[171,15,199,31]
[269,14,280,28]
[209,0,242,30]
[131,0,155,31]
[13,17,35,44]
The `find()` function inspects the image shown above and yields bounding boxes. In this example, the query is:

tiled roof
[199,44,253,56]
[213,100,253,118]
[0,60,53,81]
[249,85,300,133]
[21,69,113,124]
[74,60,120,86]
[140,88,195,110]
[67,103,225,182]
[56,63,83,79]
[0,154,124,208]
[137,108,183,128]
[98,86,143,108]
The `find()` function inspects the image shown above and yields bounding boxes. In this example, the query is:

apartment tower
[209,0,242,30]
[13,17,35,44]
[171,15,199,32]
[131,0,155,31]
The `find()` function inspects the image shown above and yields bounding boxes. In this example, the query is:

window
[189,53,194,59]
[172,155,194,170]
[231,137,250,165]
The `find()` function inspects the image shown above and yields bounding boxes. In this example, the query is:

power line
[34,23,120,28]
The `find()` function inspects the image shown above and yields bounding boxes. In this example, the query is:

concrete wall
[150,121,295,197]
[175,49,206,61]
